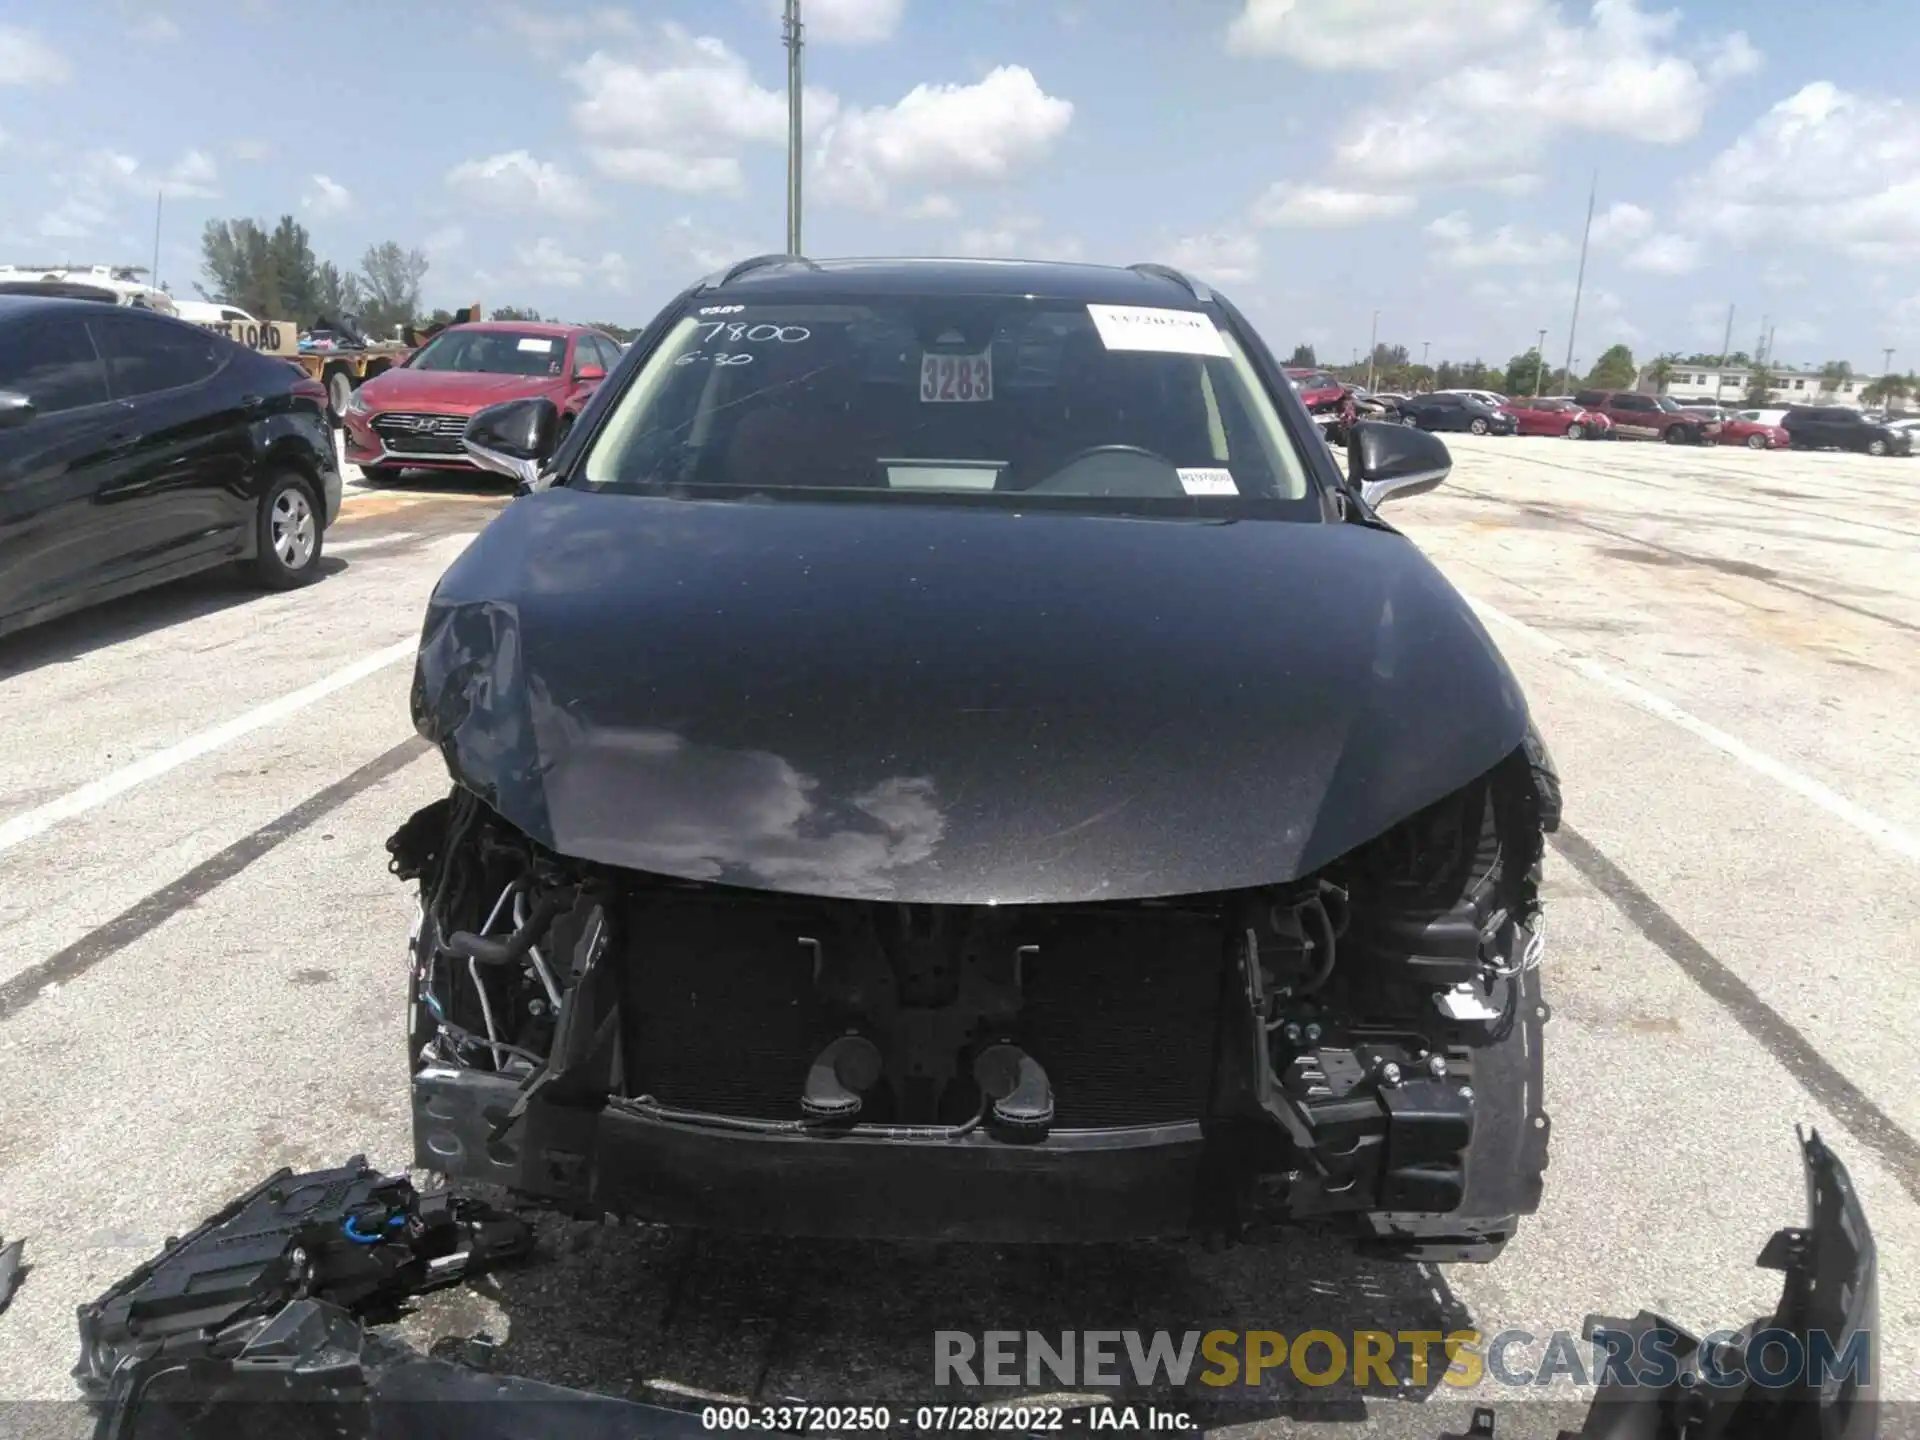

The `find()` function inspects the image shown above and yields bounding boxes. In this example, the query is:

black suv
[1782,406,1913,456]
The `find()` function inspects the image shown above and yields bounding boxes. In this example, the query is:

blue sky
[2,0,1916,371]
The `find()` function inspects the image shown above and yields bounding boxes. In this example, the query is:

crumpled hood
[363,368,559,411]
[412,489,1531,904]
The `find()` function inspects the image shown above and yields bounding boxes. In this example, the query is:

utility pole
[1365,309,1379,392]
[1534,327,1547,397]
[1562,170,1596,393]
[783,0,804,254]
[151,191,163,291]
[1713,303,1734,410]
[1882,346,1897,420]
[1421,339,1430,368]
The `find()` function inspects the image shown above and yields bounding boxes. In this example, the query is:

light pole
[1713,303,1734,411]
[1562,171,1596,399]
[783,0,804,254]
[1882,347,1897,419]
[1534,327,1547,397]
[1365,309,1379,393]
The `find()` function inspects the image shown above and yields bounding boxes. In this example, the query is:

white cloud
[492,3,641,54]
[39,194,112,239]
[445,150,594,215]
[422,224,467,259]
[227,138,273,162]
[1588,201,1655,249]
[1424,211,1571,267]
[1683,81,1920,261]
[568,26,805,195]
[1249,182,1414,228]
[1624,232,1700,274]
[1705,30,1762,83]
[662,215,769,276]
[1226,0,1538,70]
[813,65,1072,211]
[1465,274,1642,347]
[301,174,351,217]
[903,193,959,220]
[1335,0,1756,189]
[1162,230,1260,284]
[952,215,1084,262]
[132,14,182,41]
[764,0,904,44]
[484,236,630,292]
[0,24,69,84]
[76,148,219,203]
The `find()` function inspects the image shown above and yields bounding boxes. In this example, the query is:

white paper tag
[920,349,993,402]
[1087,304,1229,357]
[517,337,556,353]
[1177,467,1238,495]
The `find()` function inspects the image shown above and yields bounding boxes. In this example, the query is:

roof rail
[699,253,821,290]
[1128,263,1212,304]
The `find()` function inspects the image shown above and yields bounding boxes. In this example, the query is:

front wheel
[250,472,324,590]
[1469,417,1489,435]
[1746,433,1767,450]
[1565,422,1584,440]
[1867,438,1888,457]
[1663,425,1689,445]
[325,370,354,427]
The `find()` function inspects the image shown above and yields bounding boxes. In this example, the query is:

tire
[250,471,324,590]
[1565,422,1584,440]
[1663,425,1689,444]
[1469,417,1489,435]
[325,370,354,426]
[1745,433,1767,450]
[1867,438,1888,457]
[362,464,404,485]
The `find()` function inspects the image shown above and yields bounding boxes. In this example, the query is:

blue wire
[342,1213,405,1244]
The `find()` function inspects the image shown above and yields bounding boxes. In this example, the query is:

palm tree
[1861,373,1913,416]
[1647,356,1677,393]
[1818,360,1853,397]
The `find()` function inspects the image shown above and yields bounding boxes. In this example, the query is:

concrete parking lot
[0,435,1914,1435]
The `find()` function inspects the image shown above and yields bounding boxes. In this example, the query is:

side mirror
[574,364,606,382]
[463,396,559,489]
[1348,418,1450,509]
[0,391,34,430]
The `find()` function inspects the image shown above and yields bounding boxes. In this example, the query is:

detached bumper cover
[76,1129,1876,1440]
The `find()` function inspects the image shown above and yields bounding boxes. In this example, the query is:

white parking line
[0,638,418,857]
[1469,594,1920,864]
[327,531,420,554]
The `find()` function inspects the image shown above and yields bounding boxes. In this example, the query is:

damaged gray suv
[387,255,1560,1258]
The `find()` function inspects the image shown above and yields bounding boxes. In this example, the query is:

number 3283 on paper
[920,351,993,403]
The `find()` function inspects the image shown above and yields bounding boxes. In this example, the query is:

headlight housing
[345,388,370,416]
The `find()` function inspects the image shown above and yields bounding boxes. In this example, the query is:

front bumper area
[416,1068,1212,1243]
[342,411,481,472]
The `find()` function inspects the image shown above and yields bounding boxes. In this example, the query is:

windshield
[580,296,1313,508]
[408,328,567,376]
[1294,372,1338,391]
[1656,396,1686,412]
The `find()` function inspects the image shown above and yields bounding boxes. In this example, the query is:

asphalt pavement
[0,437,1915,1436]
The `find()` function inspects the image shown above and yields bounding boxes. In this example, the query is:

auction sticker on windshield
[1177,467,1238,495]
[921,350,993,402]
[517,337,556,352]
[1087,304,1229,357]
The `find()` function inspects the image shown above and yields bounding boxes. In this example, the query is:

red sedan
[1715,415,1791,449]
[1500,396,1604,438]
[342,321,621,483]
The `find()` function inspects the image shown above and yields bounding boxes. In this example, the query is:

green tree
[358,241,430,338]
[583,320,640,343]
[1286,343,1317,368]
[1861,373,1912,411]
[1504,348,1547,397]
[490,305,549,321]
[1648,355,1677,393]
[1745,362,1776,406]
[1817,359,1854,395]
[1585,343,1637,389]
